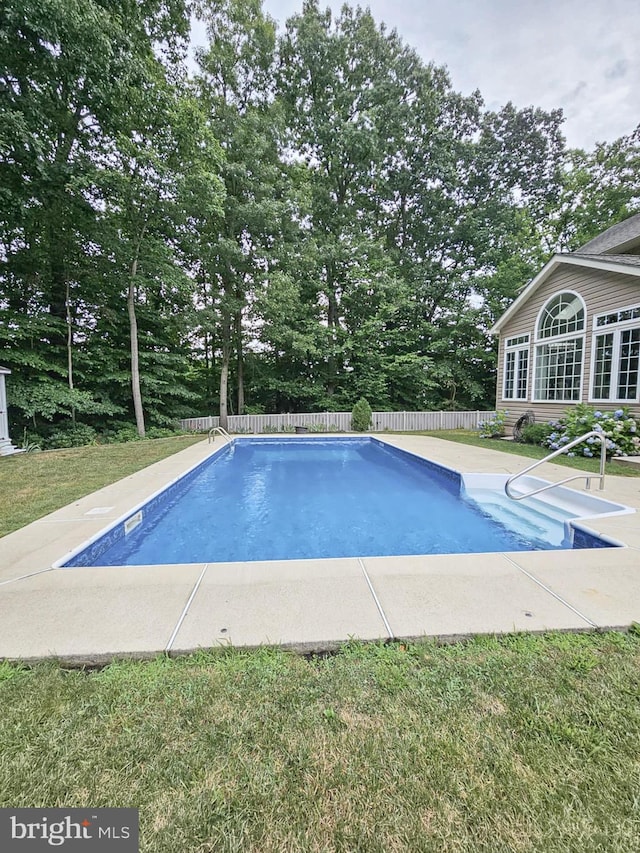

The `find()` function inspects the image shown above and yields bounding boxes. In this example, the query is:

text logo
[0,808,138,851]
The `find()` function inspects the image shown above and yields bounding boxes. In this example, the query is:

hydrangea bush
[477,410,507,438]
[543,403,640,459]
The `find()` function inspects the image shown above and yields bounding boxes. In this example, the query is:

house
[490,212,640,429]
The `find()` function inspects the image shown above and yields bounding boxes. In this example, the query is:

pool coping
[1,434,639,663]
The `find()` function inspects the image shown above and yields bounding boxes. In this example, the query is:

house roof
[570,252,640,267]
[577,212,640,254]
[489,253,640,335]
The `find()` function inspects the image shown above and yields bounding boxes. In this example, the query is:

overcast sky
[193,0,640,151]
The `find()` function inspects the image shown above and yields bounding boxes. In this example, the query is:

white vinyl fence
[180,410,495,434]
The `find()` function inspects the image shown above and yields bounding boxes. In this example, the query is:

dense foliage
[518,422,554,446]
[477,410,507,438]
[350,397,372,432]
[2,0,639,444]
[544,404,640,459]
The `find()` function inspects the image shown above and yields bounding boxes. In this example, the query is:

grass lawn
[423,429,640,478]
[2,434,640,850]
[1,634,639,852]
[0,435,204,537]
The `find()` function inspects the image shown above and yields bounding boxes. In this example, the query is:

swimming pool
[60,437,624,568]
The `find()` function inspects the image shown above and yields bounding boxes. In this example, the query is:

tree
[549,123,640,251]
[195,0,284,427]
[0,0,224,438]
[278,1,444,406]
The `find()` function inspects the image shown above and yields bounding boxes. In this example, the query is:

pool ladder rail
[505,430,606,501]
[208,426,233,444]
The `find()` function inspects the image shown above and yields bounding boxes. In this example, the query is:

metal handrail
[208,426,233,444]
[505,430,607,501]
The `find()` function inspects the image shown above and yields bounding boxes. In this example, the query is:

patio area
[1,435,639,664]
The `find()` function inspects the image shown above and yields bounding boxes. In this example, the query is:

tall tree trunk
[128,230,146,437]
[235,309,245,415]
[46,102,83,347]
[219,311,231,431]
[326,260,339,397]
[65,280,75,425]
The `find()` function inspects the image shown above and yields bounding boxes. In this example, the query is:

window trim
[589,304,640,403]
[592,301,640,331]
[532,290,586,403]
[502,334,530,401]
[535,289,586,340]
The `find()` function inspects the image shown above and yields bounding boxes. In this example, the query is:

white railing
[505,430,607,501]
[181,410,495,434]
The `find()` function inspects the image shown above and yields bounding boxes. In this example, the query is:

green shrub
[46,423,97,449]
[146,427,179,439]
[18,429,43,452]
[477,410,506,438]
[108,425,143,443]
[351,398,372,432]
[545,404,640,458]
[519,422,553,445]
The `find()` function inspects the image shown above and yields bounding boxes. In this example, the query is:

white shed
[0,366,20,456]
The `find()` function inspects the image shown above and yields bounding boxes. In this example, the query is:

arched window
[534,292,585,401]
[537,292,585,339]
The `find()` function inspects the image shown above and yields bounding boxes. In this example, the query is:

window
[538,293,585,338]
[596,306,640,327]
[534,339,583,401]
[591,304,640,402]
[503,335,529,400]
[619,329,640,399]
[592,333,613,399]
[534,291,585,402]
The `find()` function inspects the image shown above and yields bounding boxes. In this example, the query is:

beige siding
[496,265,640,429]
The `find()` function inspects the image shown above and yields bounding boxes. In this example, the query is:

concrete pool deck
[0,434,639,663]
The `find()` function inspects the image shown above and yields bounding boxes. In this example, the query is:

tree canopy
[1,0,638,442]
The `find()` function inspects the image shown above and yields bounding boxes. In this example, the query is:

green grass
[0,435,204,537]
[1,634,639,852]
[2,435,639,848]
[422,430,640,477]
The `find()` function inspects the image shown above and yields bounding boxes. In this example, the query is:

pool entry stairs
[504,430,606,501]
[462,473,634,549]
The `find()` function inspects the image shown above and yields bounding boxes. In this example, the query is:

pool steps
[462,474,634,549]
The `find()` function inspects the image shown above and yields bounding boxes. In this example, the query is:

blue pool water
[64,437,585,567]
